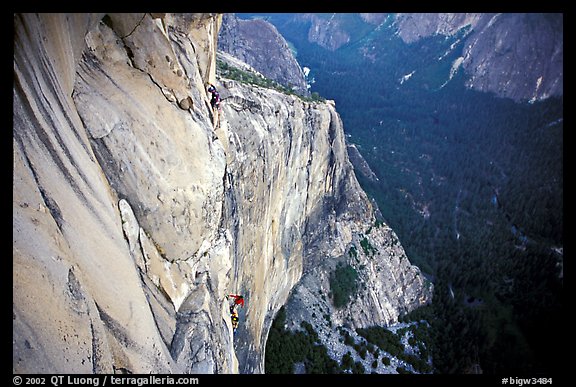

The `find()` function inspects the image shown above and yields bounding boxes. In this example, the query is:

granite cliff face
[13,13,431,374]
[218,13,309,96]
[14,12,228,374]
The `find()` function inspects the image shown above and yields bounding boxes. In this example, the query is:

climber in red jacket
[228,294,244,308]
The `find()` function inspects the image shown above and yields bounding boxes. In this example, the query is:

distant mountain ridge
[395,13,563,102]
[242,13,563,102]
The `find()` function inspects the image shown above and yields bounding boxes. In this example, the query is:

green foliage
[348,244,358,260]
[342,330,355,346]
[310,92,323,102]
[356,327,404,358]
[352,361,366,374]
[216,59,325,102]
[354,343,367,359]
[354,324,433,373]
[301,320,319,342]
[374,219,385,228]
[366,342,376,354]
[329,263,359,308]
[366,219,384,235]
[396,366,411,374]
[340,351,354,371]
[265,307,339,374]
[359,236,377,257]
[341,352,366,374]
[399,352,433,373]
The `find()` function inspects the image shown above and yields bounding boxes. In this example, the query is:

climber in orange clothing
[227,294,244,308]
[230,309,239,332]
[227,294,243,334]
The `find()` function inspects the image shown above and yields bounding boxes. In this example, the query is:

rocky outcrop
[13,12,431,374]
[301,13,352,51]
[394,13,563,102]
[218,13,309,96]
[283,220,431,365]
[394,13,484,43]
[347,143,379,183]
[359,13,389,26]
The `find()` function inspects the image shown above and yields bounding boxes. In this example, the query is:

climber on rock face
[207,83,222,131]
[230,308,239,332]
[207,84,221,111]
[227,295,243,333]
[227,294,244,308]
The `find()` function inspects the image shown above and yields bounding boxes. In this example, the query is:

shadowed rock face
[13,12,431,374]
[218,13,309,96]
[394,13,484,43]
[394,13,563,102]
[461,13,563,102]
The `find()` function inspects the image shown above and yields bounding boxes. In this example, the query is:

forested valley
[245,14,564,374]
